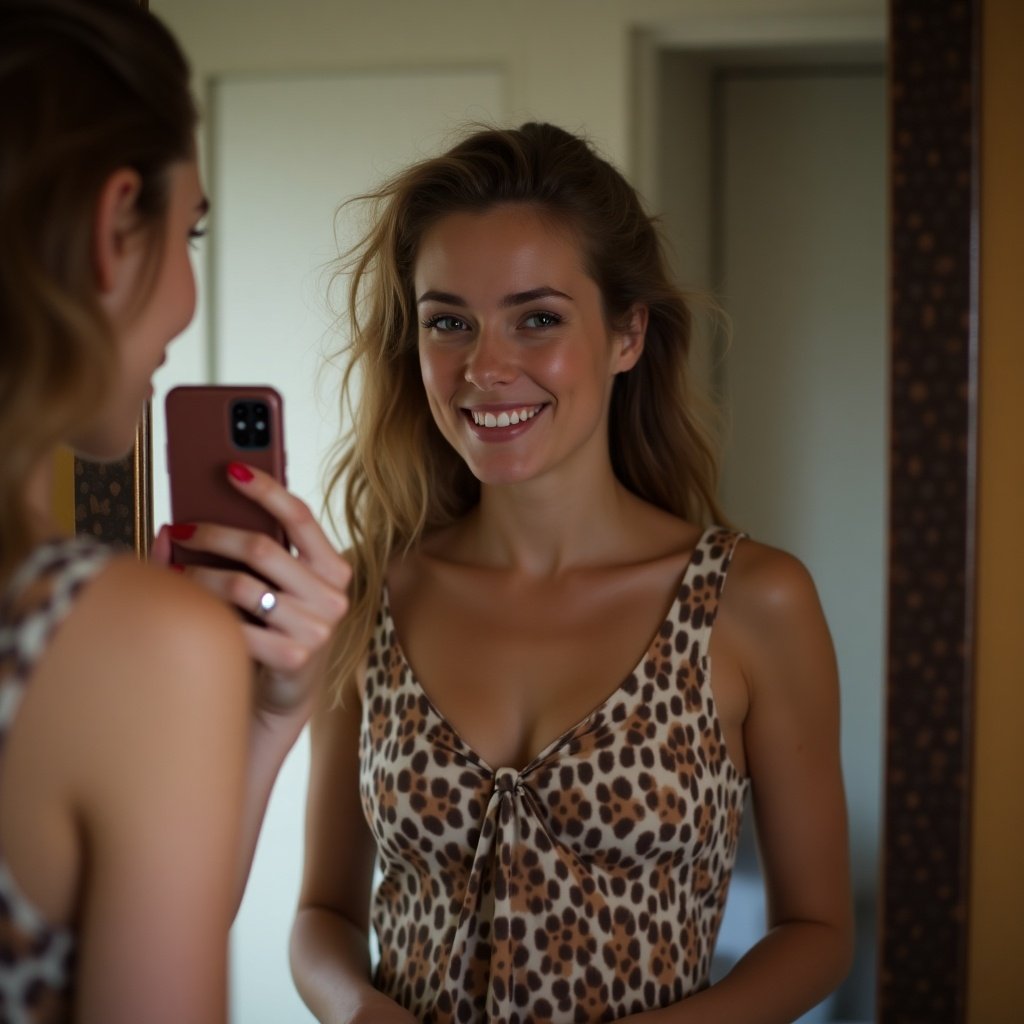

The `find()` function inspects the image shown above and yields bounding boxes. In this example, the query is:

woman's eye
[421,314,468,332]
[522,311,562,329]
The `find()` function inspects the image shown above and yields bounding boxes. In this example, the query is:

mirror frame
[73,0,979,1018]
[879,0,978,1020]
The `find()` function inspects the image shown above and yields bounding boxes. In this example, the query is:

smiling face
[413,203,644,490]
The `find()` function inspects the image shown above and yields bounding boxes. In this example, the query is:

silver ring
[255,590,277,618]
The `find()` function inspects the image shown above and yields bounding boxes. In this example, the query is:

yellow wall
[968,0,1024,1017]
[50,447,75,534]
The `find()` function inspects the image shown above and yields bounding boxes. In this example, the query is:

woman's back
[0,539,109,1020]
[0,537,250,1022]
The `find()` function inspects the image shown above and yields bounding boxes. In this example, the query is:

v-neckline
[380,526,715,777]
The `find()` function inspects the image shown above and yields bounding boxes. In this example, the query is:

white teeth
[469,406,541,428]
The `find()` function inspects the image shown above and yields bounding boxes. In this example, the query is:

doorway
[645,49,885,1023]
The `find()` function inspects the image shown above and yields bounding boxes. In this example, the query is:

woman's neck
[466,470,644,577]
[25,452,65,541]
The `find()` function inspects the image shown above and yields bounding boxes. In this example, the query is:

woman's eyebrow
[417,289,465,306]
[416,286,573,307]
[500,287,572,308]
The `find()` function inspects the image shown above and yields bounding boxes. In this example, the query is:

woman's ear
[93,167,143,296]
[612,304,648,374]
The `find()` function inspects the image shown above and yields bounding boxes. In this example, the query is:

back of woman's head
[0,0,196,577]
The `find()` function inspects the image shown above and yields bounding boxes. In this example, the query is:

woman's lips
[466,403,544,429]
[462,403,546,439]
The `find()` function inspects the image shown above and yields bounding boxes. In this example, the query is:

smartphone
[165,385,288,572]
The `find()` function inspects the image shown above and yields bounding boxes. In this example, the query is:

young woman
[0,2,348,1020]
[290,123,853,1023]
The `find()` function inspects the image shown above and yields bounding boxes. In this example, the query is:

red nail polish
[227,461,254,482]
[168,523,196,540]
[170,563,185,573]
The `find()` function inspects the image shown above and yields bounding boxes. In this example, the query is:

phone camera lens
[230,400,272,449]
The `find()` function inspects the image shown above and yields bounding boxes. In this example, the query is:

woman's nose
[463,330,516,389]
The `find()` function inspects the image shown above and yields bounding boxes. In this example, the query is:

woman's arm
[39,559,251,1024]
[152,463,351,912]
[289,684,416,1024]
[621,543,854,1024]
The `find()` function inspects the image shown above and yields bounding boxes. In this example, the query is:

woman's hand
[152,461,351,718]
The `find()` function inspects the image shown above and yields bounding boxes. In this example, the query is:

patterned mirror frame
[880,0,978,1020]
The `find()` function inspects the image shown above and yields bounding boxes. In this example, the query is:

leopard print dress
[359,526,748,1024]
[0,538,111,1024]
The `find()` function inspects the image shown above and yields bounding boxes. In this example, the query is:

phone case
[165,385,287,571]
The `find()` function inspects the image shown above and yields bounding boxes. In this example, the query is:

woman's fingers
[169,521,347,615]
[183,564,343,648]
[224,462,351,591]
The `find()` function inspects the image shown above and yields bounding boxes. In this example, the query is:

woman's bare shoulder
[82,555,247,663]
[718,536,833,672]
[724,536,825,624]
[15,554,251,862]
[717,535,837,703]
[37,554,250,723]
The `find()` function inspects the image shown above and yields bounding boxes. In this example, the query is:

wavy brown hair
[0,0,196,583]
[324,122,725,702]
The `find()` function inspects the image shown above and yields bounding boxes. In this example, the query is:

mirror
[72,1,977,1020]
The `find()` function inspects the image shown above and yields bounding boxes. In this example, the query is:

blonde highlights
[323,123,724,703]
